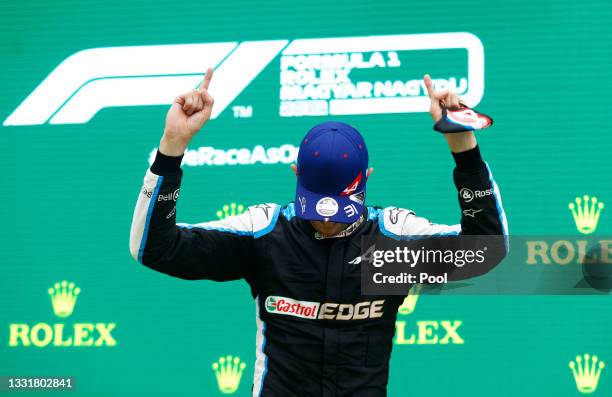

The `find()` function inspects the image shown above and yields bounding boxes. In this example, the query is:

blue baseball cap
[295,121,369,223]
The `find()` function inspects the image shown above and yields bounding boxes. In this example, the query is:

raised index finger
[199,67,214,92]
[423,74,435,98]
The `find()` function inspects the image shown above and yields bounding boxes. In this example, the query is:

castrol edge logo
[265,295,384,320]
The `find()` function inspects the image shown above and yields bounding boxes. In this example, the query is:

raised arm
[129,68,255,281]
[378,76,508,280]
[419,74,508,240]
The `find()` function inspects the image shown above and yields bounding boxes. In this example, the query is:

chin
[311,221,347,236]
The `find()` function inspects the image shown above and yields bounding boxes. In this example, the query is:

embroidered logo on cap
[340,172,362,196]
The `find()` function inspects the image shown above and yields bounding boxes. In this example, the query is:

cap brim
[295,183,365,223]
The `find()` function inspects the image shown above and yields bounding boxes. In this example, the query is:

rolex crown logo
[398,284,422,315]
[216,203,245,220]
[212,355,246,394]
[48,280,80,318]
[569,354,605,394]
[569,195,604,235]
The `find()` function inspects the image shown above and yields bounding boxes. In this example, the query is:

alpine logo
[4,32,484,126]
[340,172,362,196]
[348,256,362,265]
[265,295,385,321]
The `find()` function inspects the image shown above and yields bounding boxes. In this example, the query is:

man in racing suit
[129,69,508,396]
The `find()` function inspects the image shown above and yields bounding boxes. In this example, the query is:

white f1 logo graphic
[3,33,484,126]
[3,41,287,126]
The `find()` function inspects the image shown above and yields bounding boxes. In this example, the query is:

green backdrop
[1,0,611,395]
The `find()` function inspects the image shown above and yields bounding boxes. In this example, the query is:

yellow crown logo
[398,284,422,315]
[569,354,605,394]
[216,203,245,220]
[569,195,604,235]
[212,355,246,394]
[48,280,80,318]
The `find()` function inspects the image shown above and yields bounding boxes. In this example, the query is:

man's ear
[291,164,298,176]
[366,167,374,180]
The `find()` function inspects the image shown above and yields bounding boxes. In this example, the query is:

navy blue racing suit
[129,146,508,397]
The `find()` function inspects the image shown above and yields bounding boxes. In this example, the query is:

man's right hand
[160,67,215,156]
